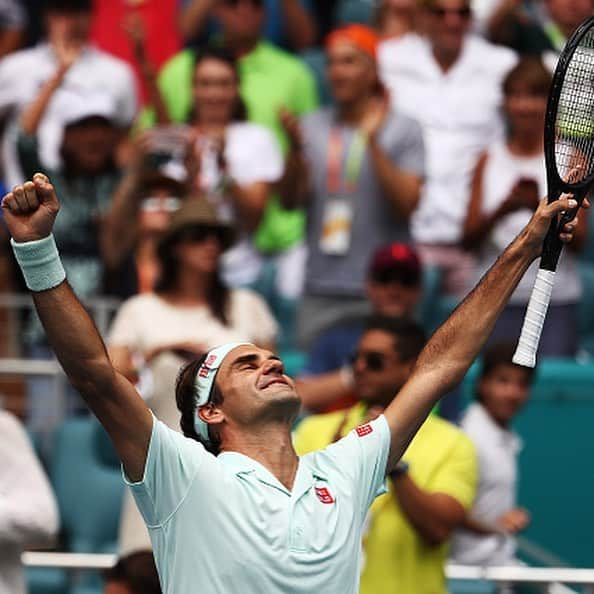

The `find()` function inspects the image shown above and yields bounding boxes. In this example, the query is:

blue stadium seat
[50,417,124,594]
[337,0,375,25]
[300,48,332,106]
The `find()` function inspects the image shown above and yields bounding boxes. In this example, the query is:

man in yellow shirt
[294,315,478,594]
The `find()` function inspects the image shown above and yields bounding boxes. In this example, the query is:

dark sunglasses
[429,5,472,18]
[222,0,263,6]
[350,350,387,372]
[371,269,421,287]
[178,226,226,244]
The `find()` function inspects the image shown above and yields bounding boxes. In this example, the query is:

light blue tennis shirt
[125,414,391,594]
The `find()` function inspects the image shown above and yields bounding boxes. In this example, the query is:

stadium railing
[21,553,594,592]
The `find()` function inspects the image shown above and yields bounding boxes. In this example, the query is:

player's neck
[222,425,299,491]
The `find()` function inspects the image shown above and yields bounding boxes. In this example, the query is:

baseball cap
[368,243,422,287]
[59,91,117,128]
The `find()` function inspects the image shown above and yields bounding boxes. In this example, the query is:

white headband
[193,342,253,442]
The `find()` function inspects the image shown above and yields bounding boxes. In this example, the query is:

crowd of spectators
[0,0,592,592]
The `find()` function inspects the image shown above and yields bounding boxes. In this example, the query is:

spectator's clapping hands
[359,95,389,140]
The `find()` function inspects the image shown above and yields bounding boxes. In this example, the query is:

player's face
[505,83,547,136]
[193,58,239,125]
[352,329,413,406]
[425,0,471,56]
[478,364,531,426]
[215,345,300,428]
[174,227,223,275]
[327,42,378,105]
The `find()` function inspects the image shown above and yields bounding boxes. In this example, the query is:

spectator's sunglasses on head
[428,4,472,18]
[221,0,263,6]
[141,197,182,213]
[350,350,387,372]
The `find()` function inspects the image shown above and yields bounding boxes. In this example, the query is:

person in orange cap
[278,23,426,349]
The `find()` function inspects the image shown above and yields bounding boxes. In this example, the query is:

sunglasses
[178,226,226,244]
[429,5,472,18]
[371,269,421,287]
[221,0,263,6]
[350,350,387,372]
[141,196,182,213]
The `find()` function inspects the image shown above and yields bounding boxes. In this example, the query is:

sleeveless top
[470,141,581,304]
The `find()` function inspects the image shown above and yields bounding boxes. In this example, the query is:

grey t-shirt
[302,107,425,296]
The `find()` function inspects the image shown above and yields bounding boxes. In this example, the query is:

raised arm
[383,194,584,471]
[1,174,152,481]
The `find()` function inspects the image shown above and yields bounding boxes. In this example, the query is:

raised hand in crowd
[359,93,390,140]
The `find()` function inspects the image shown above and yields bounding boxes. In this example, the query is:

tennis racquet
[513,16,594,368]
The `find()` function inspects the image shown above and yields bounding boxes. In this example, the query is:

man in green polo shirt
[147,0,319,256]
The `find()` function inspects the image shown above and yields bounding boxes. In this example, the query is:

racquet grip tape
[512,269,556,368]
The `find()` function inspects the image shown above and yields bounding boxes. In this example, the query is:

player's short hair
[104,550,161,594]
[176,355,225,454]
[364,315,426,362]
[503,57,552,98]
[43,0,92,13]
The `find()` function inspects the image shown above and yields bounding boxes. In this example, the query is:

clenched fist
[1,173,60,243]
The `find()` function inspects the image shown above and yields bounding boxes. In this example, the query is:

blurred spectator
[462,58,584,356]
[90,0,182,104]
[17,87,122,307]
[279,25,424,346]
[0,409,59,594]
[294,316,477,594]
[375,0,418,40]
[296,242,423,412]
[451,342,533,565]
[104,550,161,594]
[379,0,517,294]
[0,0,27,58]
[487,0,594,60]
[146,0,319,310]
[0,0,137,188]
[108,199,278,386]
[185,47,283,288]
[178,0,316,51]
[102,136,189,295]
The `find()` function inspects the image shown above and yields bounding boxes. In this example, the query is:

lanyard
[326,128,367,194]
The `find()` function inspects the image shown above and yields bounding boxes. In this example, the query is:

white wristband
[11,234,66,292]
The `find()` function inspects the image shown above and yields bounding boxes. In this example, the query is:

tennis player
[1,173,583,594]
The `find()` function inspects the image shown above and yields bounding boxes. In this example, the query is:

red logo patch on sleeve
[355,423,373,437]
[314,486,335,504]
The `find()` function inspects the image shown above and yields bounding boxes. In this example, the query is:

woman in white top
[186,46,283,287]
[462,57,587,356]
[108,199,278,383]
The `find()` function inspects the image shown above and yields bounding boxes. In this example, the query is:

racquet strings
[555,26,594,185]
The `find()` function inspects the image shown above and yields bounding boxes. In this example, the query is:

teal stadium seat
[300,49,332,106]
[337,0,375,25]
[50,417,124,594]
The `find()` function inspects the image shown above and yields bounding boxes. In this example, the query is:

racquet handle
[512,269,556,368]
